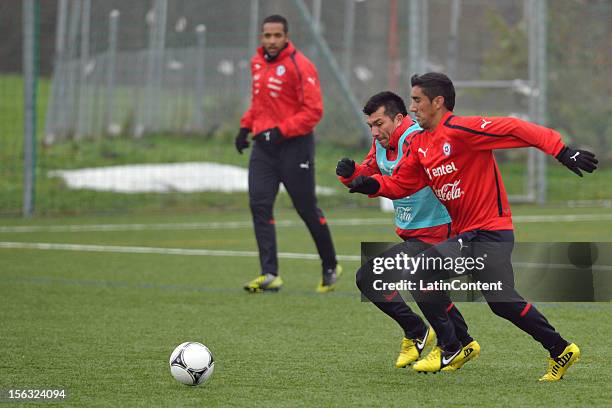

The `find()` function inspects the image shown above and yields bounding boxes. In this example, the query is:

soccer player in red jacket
[337,91,477,369]
[349,72,597,380]
[235,15,339,293]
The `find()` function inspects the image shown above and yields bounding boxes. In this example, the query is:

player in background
[349,72,597,379]
[337,91,478,369]
[236,15,340,293]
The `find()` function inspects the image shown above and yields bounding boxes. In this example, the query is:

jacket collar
[388,116,417,150]
[257,41,296,63]
[429,111,454,133]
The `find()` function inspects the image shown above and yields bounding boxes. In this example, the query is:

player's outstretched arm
[446,115,565,154]
[555,146,598,177]
[447,115,599,177]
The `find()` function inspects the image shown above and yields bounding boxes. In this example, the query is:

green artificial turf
[1,207,611,406]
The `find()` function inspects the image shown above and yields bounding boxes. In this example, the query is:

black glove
[336,158,356,178]
[555,146,598,177]
[253,127,283,146]
[235,128,250,154]
[348,175,380,195]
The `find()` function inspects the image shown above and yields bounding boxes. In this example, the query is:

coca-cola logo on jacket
[433,180,464,201]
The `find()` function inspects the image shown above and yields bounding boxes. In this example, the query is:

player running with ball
[348,72,597,380]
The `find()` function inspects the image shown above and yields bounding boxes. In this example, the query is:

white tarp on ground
[48,162,336,195]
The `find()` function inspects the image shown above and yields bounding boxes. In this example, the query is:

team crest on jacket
[443,142,452,156]
[276,65,286,76]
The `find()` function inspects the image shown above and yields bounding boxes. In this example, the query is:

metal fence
[1,0,610,216]
[42,0,373,144]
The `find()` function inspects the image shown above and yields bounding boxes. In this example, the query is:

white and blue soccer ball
[169,342,215,386]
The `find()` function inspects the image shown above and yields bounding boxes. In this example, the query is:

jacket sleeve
[240,106,254,131]
[445,115,565,156]
[338,141,380,186]
[239,61,255,130]
[370,147,429,200]
[278,56,323,137]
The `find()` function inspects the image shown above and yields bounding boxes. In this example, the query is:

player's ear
[433,95,445,110]
[394,113,404,127]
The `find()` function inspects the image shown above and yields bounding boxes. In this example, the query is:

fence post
[309,0,322,61]
[526,0,537,202]
[76,0,91,139]
[62,0,81,138]
[137,0,167,137]
[248,0,259,57]
[342,0,355,84]
[291,0,371,141]
[535,0,548,205]
[105,10,120,134]
[244,0,259,110]
[23,0,38,217]
[446,0,461,79]
[43,0,67,145]
[193,24,206,130]
[409,0,425,77]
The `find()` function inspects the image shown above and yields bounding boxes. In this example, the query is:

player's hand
[555,146,598,177]
[348,175,380,195]
[235,128,250,154]
[253,127,283,145]
[336,158,355,178]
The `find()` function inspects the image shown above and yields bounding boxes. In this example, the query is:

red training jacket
[372,111,565,233]
[339,116,451,243]
[240,41,323,138]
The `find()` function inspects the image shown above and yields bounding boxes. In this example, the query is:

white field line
[513,262,612,272]
[0,242,362,262]
[0,218,388,233]
[513,213,612,223]
[1,213,612,233]
[1,241,611,271]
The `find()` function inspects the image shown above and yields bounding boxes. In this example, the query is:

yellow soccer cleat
[244,273,284,293]
[413,344,464,373]
[396,326,436,368]
[539,343,580,381]
[316,265,343,293]
[441,340,481,372]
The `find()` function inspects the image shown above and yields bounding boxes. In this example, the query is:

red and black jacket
[240,41,323,139]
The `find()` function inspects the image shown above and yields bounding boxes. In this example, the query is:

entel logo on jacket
[425,161,459,179]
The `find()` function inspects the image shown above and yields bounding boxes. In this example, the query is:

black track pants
[356,239,473,345]
[248,134,337,275]
[383,230,568,356]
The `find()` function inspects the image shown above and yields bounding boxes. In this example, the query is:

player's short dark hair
[262,15,288,33]
[363,91,408,118]
[410,72,455,111]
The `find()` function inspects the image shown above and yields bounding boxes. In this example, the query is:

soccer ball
[169,342,215,386]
